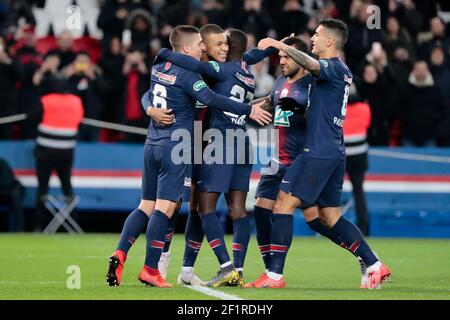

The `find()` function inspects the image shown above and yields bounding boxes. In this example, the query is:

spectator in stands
[97,0,140,51]
[388,0,424,39]
[64,51,106,141]
[419,16,450,60]
[345,0,382,71]
[232,0,273,41]
[401,61,443,146]
[121,47,150,142]
[0,158,25,231]
[126,9,155,53]
[382,15,416,62]
[97,37,125,141]
[0,35,24,140]
[0,0,36,34]
[343,84,371,236]
[275,0,310,38]
[32,76,84,232]
[201,0,228,28]
[47,31,76,70]
[14,25,43,139]
[358,63,392,146]
[429,45,450,146]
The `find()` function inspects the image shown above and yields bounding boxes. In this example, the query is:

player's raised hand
[146,107,174,126]
[250,103,272,126]
[258,37,284,51]
[280,33,296,43]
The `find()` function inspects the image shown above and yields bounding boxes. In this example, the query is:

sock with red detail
[117,208,149,254]
[144,210,169,269]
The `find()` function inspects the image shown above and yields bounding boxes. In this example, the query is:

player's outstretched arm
[156,48,221,81]
[258,38,321,76]
[191,81,272,126]
[242,47,277,65]
[251,95,273,112]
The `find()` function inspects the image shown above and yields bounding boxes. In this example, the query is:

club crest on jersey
[280,88,289,98]
[209,61,220,73]
[152,69,177,84]
[193,80,208,91]
[164,61,172,70]
[235,72,255,88]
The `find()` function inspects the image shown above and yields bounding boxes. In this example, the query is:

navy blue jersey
[143,60,252,146]
[303,57,353,160]
[208,60,255,130]
[157,48,276,131]
[271,74,313,165]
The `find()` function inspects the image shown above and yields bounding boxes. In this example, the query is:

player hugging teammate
[106,19,391,290]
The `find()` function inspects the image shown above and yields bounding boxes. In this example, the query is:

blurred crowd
[1,0,450,146]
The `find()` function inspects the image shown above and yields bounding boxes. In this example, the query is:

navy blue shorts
[255,161,288,201]
[279,156,345,207]
[141,144,191,202]
[198,162,253,193]
[256,160,314,209]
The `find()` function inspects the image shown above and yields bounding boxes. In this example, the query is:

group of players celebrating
[106,18,391,290]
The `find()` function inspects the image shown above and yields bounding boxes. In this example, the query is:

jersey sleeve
[158,48,221,81]
[242,47,277,65]
[182,72,251,116]
[141,89,152,112]
[315,59,341,81]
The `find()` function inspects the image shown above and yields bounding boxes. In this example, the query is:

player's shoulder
[319,57,353,80]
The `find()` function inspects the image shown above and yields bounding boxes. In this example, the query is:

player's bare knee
[303,206,319,222]
[155,199,178,218]
[138,199,155,216]
[273,191,299,214]
[255,198,275,211]
[318,207,341,228]
[229,207,247,220]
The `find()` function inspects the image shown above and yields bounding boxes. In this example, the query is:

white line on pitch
[184,285,243,300]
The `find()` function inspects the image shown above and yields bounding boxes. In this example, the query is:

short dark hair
[282,37,308,53]
[200,24,224,39]
[319,18,348,49]
[227,28,248,55]
[169,25,200,51]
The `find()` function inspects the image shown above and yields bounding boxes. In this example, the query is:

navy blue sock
[269,214,293,275]
[117,208,149,254]
[201,212,231,266]
[183,210,204,267]
[253,206,272,270]
[144,210,169,269]
[232,216,250,271]
[163,208,179,253]
[331,216,378,266]
[307,218,344,247]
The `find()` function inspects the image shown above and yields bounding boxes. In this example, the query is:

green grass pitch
[0,234,449,300]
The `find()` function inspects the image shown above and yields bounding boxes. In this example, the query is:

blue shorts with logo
[142,144,191,202]
[279,156,345,207]
[256,160,314,209]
